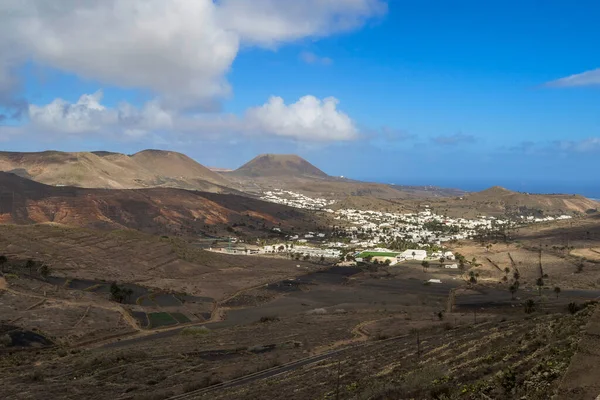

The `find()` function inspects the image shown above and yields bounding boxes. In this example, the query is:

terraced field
[0,224,321,300]
[207,308,594,400]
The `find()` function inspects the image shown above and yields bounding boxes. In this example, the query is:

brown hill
[230,154,328,178]
[0,149,234,192]
[130,149,230,187]
[0,172,318,237]
[444,186,600,216]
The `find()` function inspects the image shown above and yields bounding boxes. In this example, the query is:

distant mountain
[0,172,317,237]
[0,149,233,192]
[230,154,328,178]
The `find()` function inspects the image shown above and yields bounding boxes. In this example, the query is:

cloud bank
[25,92,358,142]
[0,0,386,109]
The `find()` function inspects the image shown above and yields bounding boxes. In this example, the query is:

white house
[398,249,427,261]
[443,251,456,260]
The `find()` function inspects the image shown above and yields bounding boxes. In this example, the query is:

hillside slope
[0,172,318,237]
[130,149,230,187]
[0,150,234,192]
[466,186,599,215]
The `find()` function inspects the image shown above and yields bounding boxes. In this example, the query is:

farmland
[2,215,600,399]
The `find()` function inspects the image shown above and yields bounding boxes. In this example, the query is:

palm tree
[554,286,561,299]
[25,259,35,276]
[421,260,429,272]
[39,265,51,280]
[536,277,544,296]
[524,299,536,314]
[0,255,7,273]
[509,284,518,300]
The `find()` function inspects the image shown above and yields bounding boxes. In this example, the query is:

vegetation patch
[357,251,399,258]
[147,312,177,328]
[180,326,211,336]
[170,312,191,323]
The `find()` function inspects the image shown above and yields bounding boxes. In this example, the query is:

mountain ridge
[0,149,232,192]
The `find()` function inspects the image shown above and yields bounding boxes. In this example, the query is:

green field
[170,312,191,323]
[147,312,178,328]
[357,251,399,258]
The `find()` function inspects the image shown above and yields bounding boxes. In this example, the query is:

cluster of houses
[260,190,335,210]
[215,190,576,263]
[520,215,572,222]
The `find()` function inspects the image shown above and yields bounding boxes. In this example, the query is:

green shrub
[180,326,211,336]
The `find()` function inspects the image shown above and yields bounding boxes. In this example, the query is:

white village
[211,190,573,268]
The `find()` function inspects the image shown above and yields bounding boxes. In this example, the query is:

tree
[0,255,7,273]
[303,255,310,261]
[39,264,51,280]
[504,267,510,275]
[568,302,580,315]
[384,259,391,266]
[110,282,124,303]
[509,284,518,300]
[536,277,544,296]
[469,271,477,284]
[513,271,520,281]
[319,255,325,264]
[554,286,561,299]
[439,257,444,267]
[421,260,430,272]
[25,259,35,275]
[524,299,536,314]
[576,263,584,274]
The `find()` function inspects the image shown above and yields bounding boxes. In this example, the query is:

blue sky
[1,1,599,196]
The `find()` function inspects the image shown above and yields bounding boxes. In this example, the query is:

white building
[443,251,456,260]
[398,249,427,261]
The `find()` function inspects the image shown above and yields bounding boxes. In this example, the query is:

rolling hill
[466,186,599,215]
[413,186,600,218]
[0,172,320,237]
[0,149,234,192]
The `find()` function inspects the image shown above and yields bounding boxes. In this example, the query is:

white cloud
[217,0,386,46]
[25,92,358,142]
[300,51,333,66]
[0,0,386,109]
[245,96,358,141]
[546,68,600,87]
[28,91,117,134]
[554,137,600,152]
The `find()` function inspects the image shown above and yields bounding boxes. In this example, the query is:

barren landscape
[1,150,599,400]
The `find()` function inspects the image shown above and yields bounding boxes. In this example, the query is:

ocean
[371,178,600,199]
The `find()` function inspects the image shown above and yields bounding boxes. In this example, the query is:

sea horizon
[362,177,600,200]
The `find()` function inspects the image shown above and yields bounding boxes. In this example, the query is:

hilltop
[129,149,230,187]
[229,154,328,178]
[0,149,233,192]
